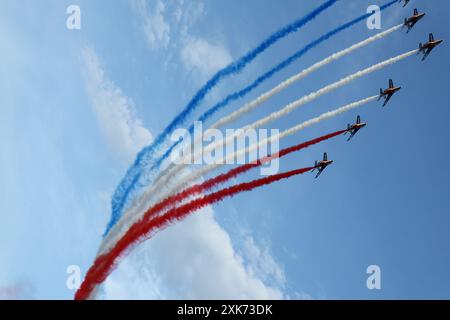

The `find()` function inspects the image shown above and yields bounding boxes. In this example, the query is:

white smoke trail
[172,24,403,170]
[210,24,403,130]
[98,26,401,252]
[153,95,379,210]
[99,47,416,255]
[140,49,417,207]
[98,94,377,255]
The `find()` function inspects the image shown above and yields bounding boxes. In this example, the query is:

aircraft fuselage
[406,13,425,25]
[422,40,444,51]
[316,160,333,169]
[350,123,367,131]
[382,86,401,96]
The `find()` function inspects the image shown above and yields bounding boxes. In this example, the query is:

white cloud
[181,36,232,79]
[132,0,205,50]
[83,6,285,299]
[131,1,231,83]
[102,208,284,299]
[241,236,286,287]
[132,0,171,49]
[172,0,205,37]
[82,47,152,161]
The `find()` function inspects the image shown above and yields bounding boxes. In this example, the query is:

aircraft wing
[347,133,355,142]
[407,21,416,32]
[383,93,393,107]
[422,47,433,61]
[347,129,359,141]
[315,168,323,179]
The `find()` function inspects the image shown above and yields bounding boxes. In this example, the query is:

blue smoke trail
[140,0,399,183]
[105,0,339,235]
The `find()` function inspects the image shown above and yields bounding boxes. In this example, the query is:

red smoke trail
[75,165,314,300]
[136,129,348,220]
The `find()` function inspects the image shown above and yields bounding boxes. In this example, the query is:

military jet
[345,116,367,141]
[419,33,444,61]
[404,8,425,33]
[312,152,333,179]
[378,79,401,107]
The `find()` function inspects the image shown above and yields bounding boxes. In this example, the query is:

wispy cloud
[82,47,152,161]
[241,236,286,287]
[131,0,206,50]
[172,0,205,37]
[82,45,285,299]
[102,208,285,299]
[81,0,291,299]
[131,0,171,49]
[181,36,232,80]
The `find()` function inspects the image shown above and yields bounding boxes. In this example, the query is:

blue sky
[1,0,449,299]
